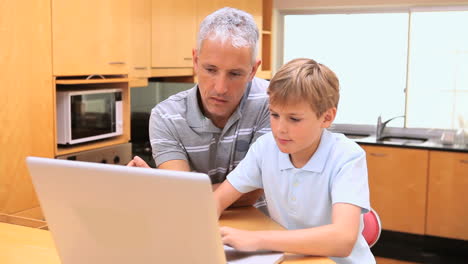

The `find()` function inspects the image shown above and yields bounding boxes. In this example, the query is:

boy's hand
[220,226,262,252]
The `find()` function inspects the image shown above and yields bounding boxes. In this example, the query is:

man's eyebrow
[202,63,217,68]
[229,68,245,72]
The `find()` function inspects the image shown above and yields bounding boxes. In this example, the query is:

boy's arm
[214,180,244,218]
[230,189,264,207]
[213,183,262,208]
[221,203,361,257]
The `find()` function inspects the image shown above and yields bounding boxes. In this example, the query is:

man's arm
[154,159,261,207]
[158,159,191,171]
[220,203,361,257]
[126,157,191,172]
[129,157,260,207]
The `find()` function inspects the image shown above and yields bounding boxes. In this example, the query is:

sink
[344,133,370,140]
[380,136,428,144]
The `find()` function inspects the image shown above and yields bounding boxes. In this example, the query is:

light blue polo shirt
[227,129,375,264]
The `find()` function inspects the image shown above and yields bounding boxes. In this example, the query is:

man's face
[193,38,260,127]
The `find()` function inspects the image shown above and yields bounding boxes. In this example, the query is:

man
[128,7,270,205]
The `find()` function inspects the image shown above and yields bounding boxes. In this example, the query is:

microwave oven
[56,88,123,145]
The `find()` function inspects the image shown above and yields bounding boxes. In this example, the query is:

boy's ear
[321,107,337,128]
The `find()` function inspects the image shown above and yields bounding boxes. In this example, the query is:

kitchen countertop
[344,134,468,153]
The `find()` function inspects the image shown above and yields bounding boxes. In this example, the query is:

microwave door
[69,92,117,144]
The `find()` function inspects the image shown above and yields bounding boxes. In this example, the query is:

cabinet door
[196,1,262,33]
[152,0,196,68]
[196,0,263,57]
[362,145,429,235]
[130,0,151,84]
[52,0,131,76]
[426,151,468,240]
[1,0,54,214]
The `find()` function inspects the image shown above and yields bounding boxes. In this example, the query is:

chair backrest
[362,208,382,247]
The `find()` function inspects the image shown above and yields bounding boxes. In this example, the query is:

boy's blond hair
[268,58,340,117]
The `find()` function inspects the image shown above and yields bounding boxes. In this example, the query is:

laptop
[26,156,227,264]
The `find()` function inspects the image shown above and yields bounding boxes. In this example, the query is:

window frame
[275,5,468,137]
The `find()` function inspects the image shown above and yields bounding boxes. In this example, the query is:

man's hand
[127,156,150,168]
[220,226,262,252]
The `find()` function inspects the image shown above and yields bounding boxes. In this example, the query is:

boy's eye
[270,113,279,118]
[290,117,301,122]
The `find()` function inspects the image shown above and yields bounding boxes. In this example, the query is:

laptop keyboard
[224,245,284,264]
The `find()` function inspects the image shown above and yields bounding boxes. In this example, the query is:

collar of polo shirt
[277,129,332,173]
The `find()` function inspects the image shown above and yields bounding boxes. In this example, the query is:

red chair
[362,208,382,247]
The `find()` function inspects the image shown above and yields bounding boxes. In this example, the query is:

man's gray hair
[197,7,259,63]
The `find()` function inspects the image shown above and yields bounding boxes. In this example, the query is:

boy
[214,58,375,264]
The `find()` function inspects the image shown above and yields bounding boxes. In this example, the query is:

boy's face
[269,101,336,167]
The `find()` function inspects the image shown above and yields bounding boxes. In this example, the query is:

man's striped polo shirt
[149,77,271,183]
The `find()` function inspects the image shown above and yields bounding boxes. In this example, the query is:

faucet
[376,115,405,141]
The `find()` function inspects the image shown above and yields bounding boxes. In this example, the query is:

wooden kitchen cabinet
[151,0,271,78]
[129,0,151,87]
[258,0,272,79]
[196,0,271,79]
[196,0,262,34]
[151,0,196,76]
[426,151,468,240]
[52,0,131,76]
[1,0,54,214]
[361,145,429,235]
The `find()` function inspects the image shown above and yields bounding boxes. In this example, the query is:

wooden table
[0,207,334,264]
[220,207,334,264]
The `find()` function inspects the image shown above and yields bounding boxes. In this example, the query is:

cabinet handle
[108,61,126,65]
[183,57,192,61]
[370,153,387,157]
[461,160,468,164]
[134,67,148,70]
[85,74,105,80]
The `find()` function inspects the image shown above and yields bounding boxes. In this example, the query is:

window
[282,8,468,130]
[407,11,468,129]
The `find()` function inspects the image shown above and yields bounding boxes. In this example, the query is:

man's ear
[248,59,262,80]
[321,107,337,128]
[192,48,199,72]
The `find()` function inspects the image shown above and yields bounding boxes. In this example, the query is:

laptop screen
[27,157,226,264]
